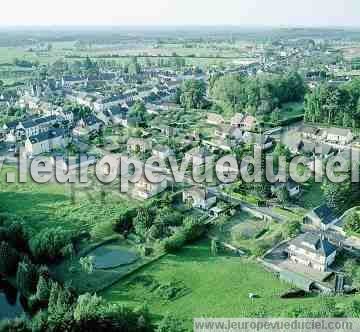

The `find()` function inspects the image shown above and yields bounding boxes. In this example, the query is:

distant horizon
[1,24,360,30]
[1,0,359,28]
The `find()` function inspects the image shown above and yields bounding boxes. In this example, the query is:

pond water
[89,245,139,270]
[0,279,25,320]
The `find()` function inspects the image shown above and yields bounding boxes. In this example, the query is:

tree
[344,212,360,234]
[211,239,219,256]
[183,216,206,242]
[64,103,92,121]
[180,79,206,110]
[113,208,137,234]
[155,207,183,227]
[79,256,95,274]
[282,220,301,239]
[48,281,61,315]
[16,261,38,297]
[7,220,29,252]
[30,227,75,262]
[36,275,51,303]
[74,293,104,322]
[270,107,281,124]
[0,317,30,332]
[210,75,243,114]
[322,180,351,213]
[156,313,186,332]
[0,241,19,276]
[273,185,290,206]
[133,208,152,238]
[128,101,147,127]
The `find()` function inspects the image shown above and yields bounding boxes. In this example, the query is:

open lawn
[101,241,353,328]
[0,166,139,233]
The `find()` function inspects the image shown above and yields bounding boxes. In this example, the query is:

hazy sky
[1,0,360,27]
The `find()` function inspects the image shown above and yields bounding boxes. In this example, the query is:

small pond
[89,244,139,270]
[0,279,25,320]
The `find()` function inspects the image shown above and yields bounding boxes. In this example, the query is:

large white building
[287,233,337,272]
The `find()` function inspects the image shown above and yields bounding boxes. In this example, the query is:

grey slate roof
[29,128,65,144]
[291,232,337,258]
[312,205,337,225]
[327,127,352,137]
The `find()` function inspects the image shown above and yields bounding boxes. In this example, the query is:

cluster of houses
[204,112,273,152]
[1,65,205,158]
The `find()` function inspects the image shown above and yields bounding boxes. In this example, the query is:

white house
[326,128,353,145]
[17,115,58,138]
[183,186,217,210]
[287,232,337,272]
[73,115,103,137]
[24,128,66,156]
[133,174,168,200]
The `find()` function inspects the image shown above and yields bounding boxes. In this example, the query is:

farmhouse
[183,186,217,210]
[287,232,337,272]
[240,115,257,131]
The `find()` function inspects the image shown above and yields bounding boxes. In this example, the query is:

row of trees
[304,79,360,128]
[210,72,306,116]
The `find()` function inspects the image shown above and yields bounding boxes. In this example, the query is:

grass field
[101,241,356,328]
[0,166,139,233]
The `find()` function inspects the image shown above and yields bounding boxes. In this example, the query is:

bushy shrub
[30,227,75,262]
[112,208,137,234]
[162,231,187,253]
[0,213,30,252]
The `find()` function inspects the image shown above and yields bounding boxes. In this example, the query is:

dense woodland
[304,79,360,128]
[209,72,306,116]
